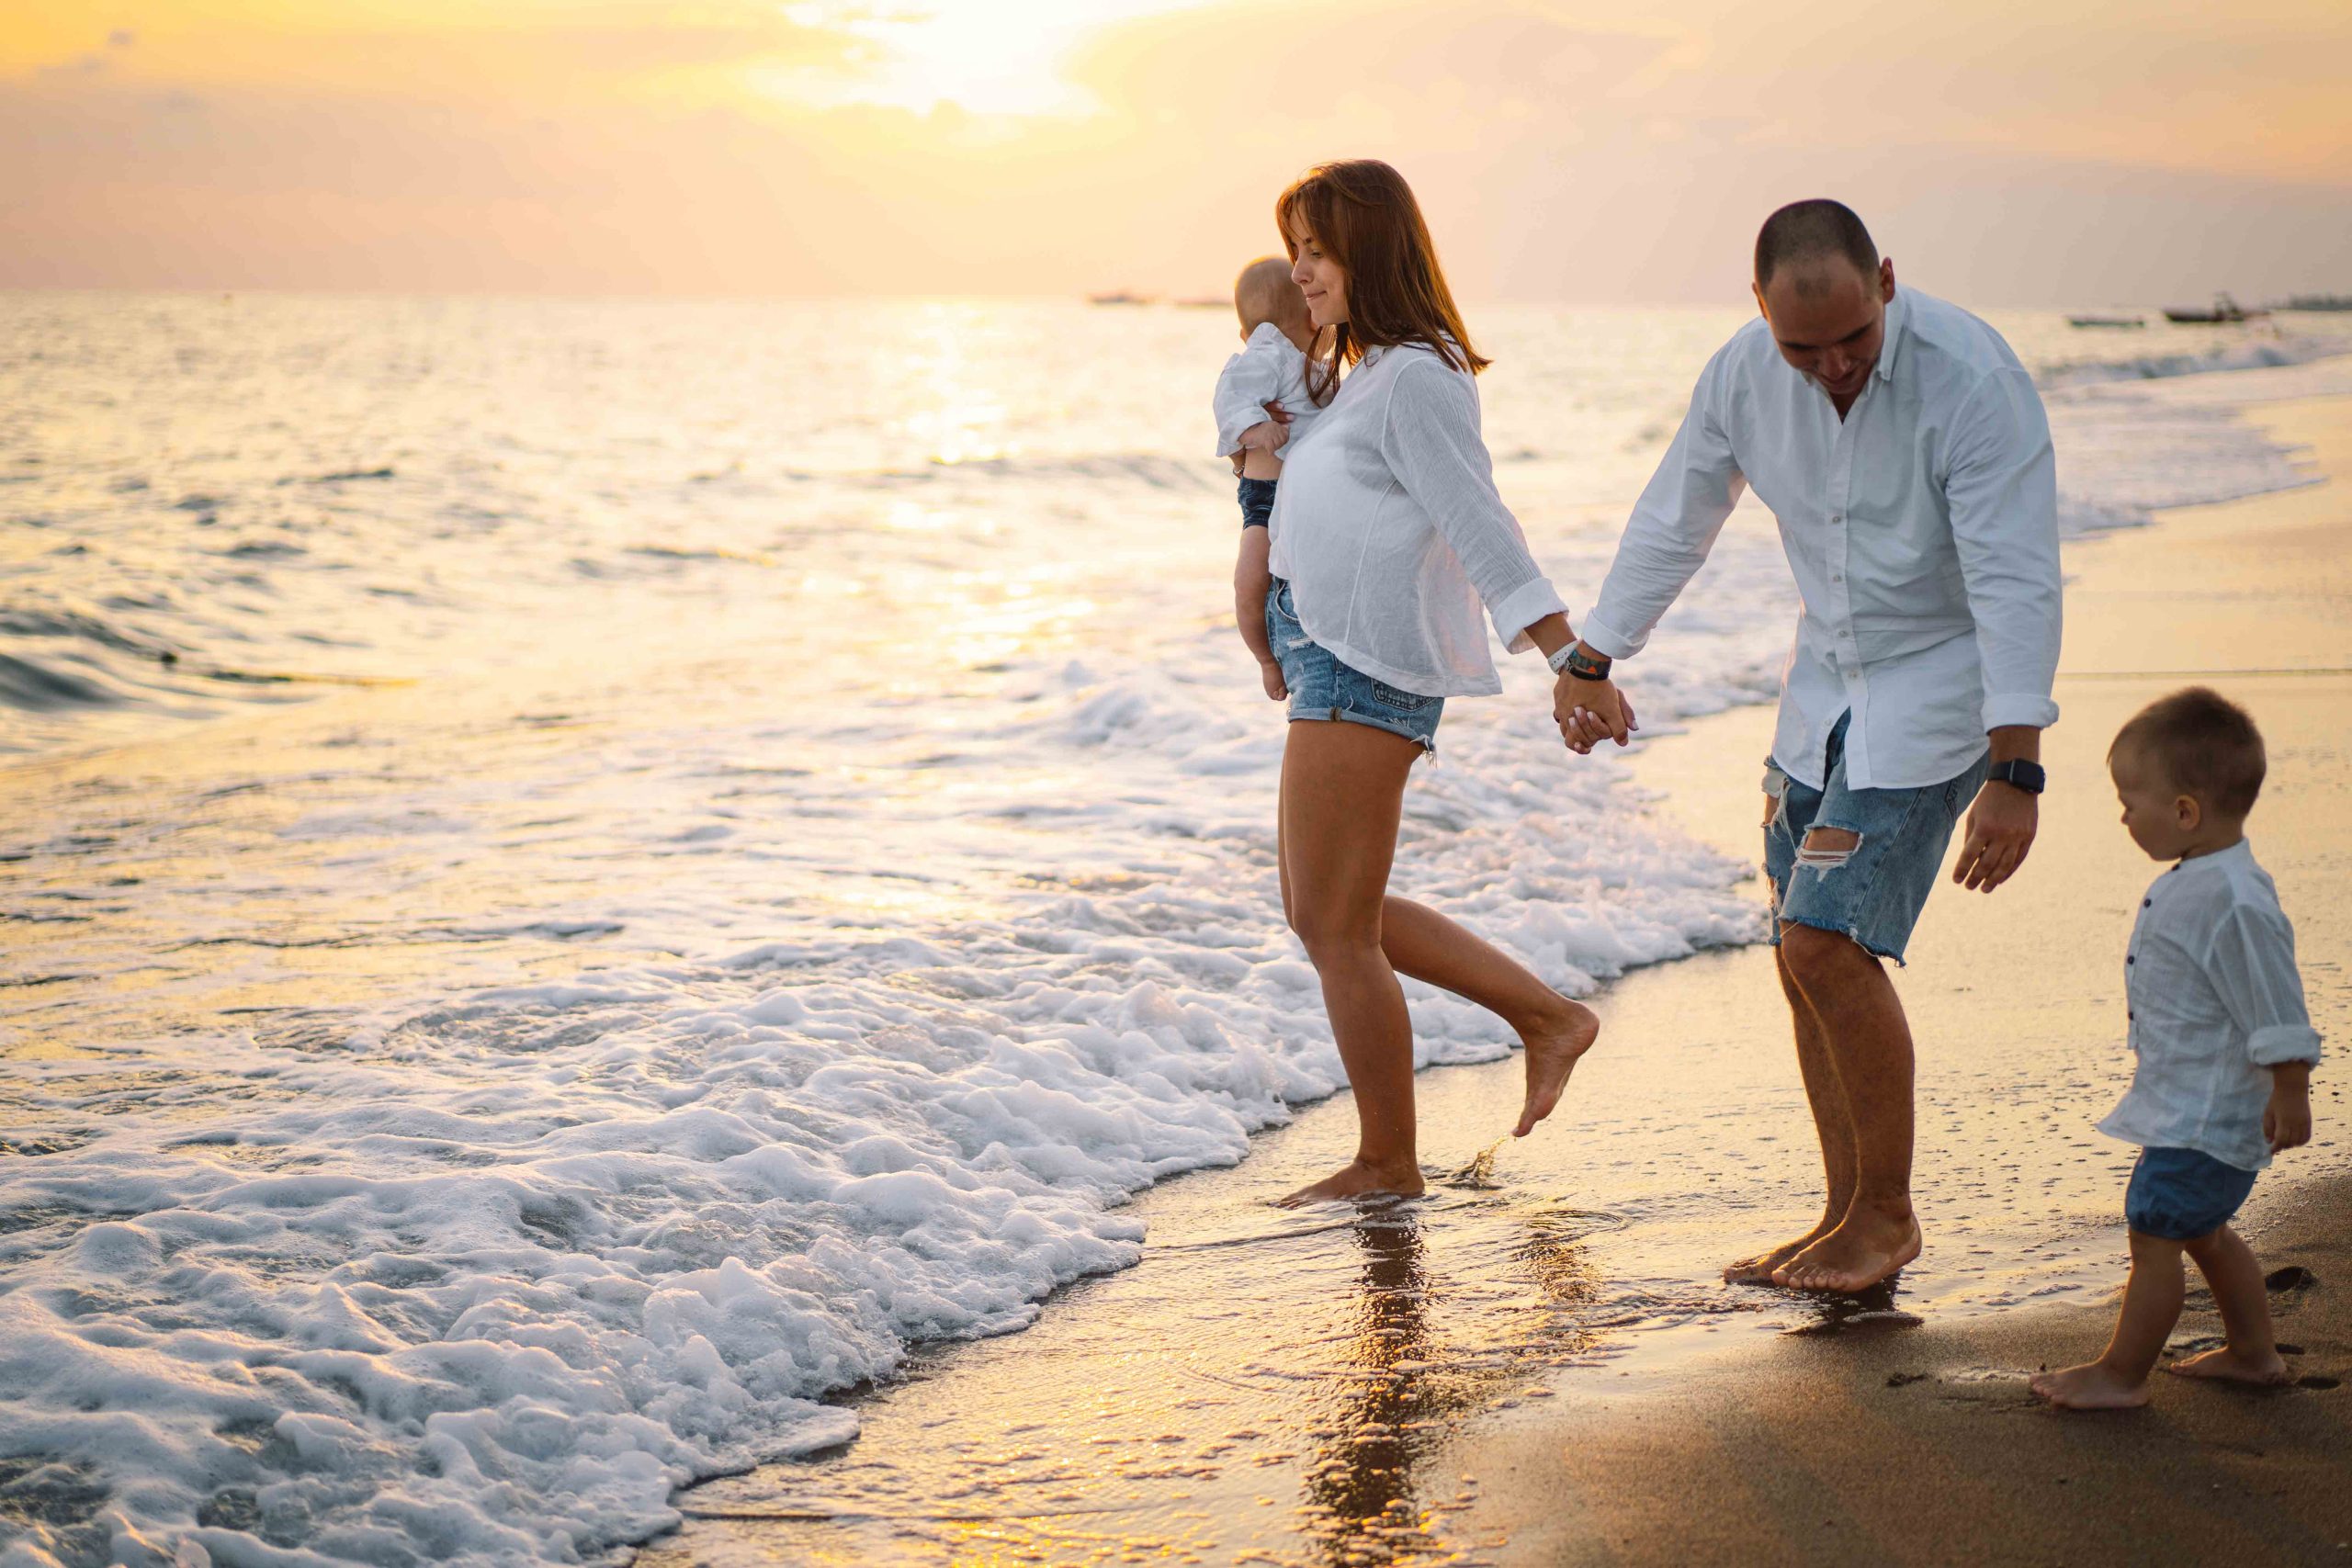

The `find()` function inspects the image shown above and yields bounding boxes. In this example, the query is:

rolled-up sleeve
[2210,904,2324,1066]
[1212,346,1284,457]
[1581,352,1746,660]
[1946,367,2063,733]
[1380,359,1566,652]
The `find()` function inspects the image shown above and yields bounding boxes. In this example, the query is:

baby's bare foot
[2165,1345,2290,1385]
[1513,1000,1599,1138]
[1275,1158,1426,1209]
[2031,1361,2150,1410]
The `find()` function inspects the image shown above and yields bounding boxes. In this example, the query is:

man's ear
[1878,257,1896,303]
[1751,279,1770,321]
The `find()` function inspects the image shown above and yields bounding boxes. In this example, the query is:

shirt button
[2143,899,2152,908]
[2127,955,2135,964]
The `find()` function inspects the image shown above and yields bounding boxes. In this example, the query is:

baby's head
[2108,686,2266,860]
[1233,255,1311,345]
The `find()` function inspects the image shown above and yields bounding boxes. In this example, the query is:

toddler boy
[2032,687,2321,1409]
[1211,256,1320,700]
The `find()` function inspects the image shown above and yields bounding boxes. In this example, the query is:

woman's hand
[1555,675,1636,754]
[1238,419,1289,454]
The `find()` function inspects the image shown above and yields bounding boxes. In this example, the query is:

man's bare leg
[1725,946,1859,1283]
[1377,896,1599,1137]
[1771,917,1920,1292]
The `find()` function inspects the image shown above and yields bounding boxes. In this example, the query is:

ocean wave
[2036,333,2347,390]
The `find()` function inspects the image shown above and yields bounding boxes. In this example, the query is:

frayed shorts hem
[1767,911,1908,967]
[1288,706,1437,755]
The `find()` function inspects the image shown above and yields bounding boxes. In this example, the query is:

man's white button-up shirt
[2099,840,2322,1172]
[1582,288,2064,790]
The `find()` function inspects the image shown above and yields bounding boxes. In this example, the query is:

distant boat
[2067,313,2145,329]
[1087,290,1155,306]
[2282,294,2352,312]
[2162,293,2270,324]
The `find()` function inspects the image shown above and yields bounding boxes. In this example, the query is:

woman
[1251,160,1624,1206]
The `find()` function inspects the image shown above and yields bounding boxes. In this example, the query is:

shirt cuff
[1576,608,1645,661]
[1982,693,2059,732]
[1487,577,1567,654]
[2248,1023,2323,1066]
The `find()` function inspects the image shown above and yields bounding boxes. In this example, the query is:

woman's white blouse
[1266,343,1566,698]
[2098,840,2322,1172]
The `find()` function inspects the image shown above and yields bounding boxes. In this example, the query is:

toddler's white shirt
[1212,322,1321,457]
[2098,839,2322,1171]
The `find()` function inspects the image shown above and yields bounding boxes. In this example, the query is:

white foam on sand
[3,306,2346,1567]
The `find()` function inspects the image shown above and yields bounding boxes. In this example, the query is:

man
[1556,199,2062,1293]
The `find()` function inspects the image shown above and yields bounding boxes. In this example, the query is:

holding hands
[1555,671,1637,756]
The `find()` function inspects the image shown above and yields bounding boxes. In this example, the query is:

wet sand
[648,395,2352,1565]
[1447,391,2352,1563]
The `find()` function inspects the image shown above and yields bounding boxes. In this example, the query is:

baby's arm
[2266,1062,2312,1153]
[1235,528,1284,700]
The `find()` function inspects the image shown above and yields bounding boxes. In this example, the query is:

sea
[4,292,2350,1566]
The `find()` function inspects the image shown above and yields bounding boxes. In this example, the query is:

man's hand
[2267,1066,2313,1154]
[1951,781,2036,891]
[1556,675,1636,755]
[1237,420,1288,454]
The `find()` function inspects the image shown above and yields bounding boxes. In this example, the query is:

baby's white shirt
[2098,838,2322,1171]
[1212,322,1321,457]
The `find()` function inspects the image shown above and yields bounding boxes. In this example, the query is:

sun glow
[774,0,1194,115]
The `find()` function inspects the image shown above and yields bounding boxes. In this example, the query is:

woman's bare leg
[1276,720,1425,1206]
[1377,897,1598,1136]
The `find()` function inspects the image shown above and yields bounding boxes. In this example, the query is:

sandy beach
[1444,390,2352,1564]
[651,389,2352,1566]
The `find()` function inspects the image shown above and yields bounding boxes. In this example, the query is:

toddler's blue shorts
[2125,1145,2258,1241]
[1238,476,1276,530]
[1762,711,1990,964]
[1265,578,1442,754]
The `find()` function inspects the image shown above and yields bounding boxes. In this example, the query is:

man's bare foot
[2030,1361,2150,1410]
[2164,1345,2290,1385]
[1512,1000,1600,1137]
[1724,1221,1836,1285]
[1771,1205,1920,1293]
[1275,1158,1426,1209]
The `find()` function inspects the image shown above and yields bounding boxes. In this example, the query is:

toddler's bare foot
[1724,1223,1835,1285]
[1276,1158,1425,1209]
[1771,1204,1920,1293]
[2030,1361,2150,1410]
[2164,1345,2290,1385]
[1512,999,1600,1137]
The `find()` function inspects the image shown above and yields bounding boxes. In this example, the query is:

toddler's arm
[2266,1062,2312,1153]
[1234,528,1284,701]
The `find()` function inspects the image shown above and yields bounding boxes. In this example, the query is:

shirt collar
[1871,287,1908,384]
[2168,837,2254,878]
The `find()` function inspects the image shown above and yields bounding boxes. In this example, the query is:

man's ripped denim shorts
[1265,578,1443,753]
[1762,711,1990,964]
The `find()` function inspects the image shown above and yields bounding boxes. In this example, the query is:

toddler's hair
[1233,256,1307,333]
[2109,686,2267,818]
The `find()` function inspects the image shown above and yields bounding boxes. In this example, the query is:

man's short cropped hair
[2110,686,2267,818]
[1754,199,1880,290]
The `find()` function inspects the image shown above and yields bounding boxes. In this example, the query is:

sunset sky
[7,0,2348,303]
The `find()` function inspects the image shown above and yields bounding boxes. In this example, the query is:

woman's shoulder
[1373,343,1478,412]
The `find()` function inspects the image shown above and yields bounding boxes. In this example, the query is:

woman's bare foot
[1771,1204,1920,1293]
[2030,1361,2150,1410]
[1724,1222,1836,1285]
[1276,1158,1426,1209]
[1512,1000,1600,1137]
[2164,1345,2290,1385]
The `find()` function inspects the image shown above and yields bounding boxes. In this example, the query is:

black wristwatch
[1986,759,2046,795]
[1548,643,1612,682]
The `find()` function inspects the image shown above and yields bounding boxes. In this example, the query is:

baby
[2032,688,2322,1410]
[1211,256,1321,701]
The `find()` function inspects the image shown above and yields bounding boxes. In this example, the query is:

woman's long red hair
[1276,159,1488,403]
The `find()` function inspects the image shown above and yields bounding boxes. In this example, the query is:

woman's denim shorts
[2125,1146,2258,1241]
[1265,578,1443,753]
[1763,711,1989,964]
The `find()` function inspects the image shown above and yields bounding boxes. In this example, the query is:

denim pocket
[1369,681,1432,711]
[1272,581,1301,625]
